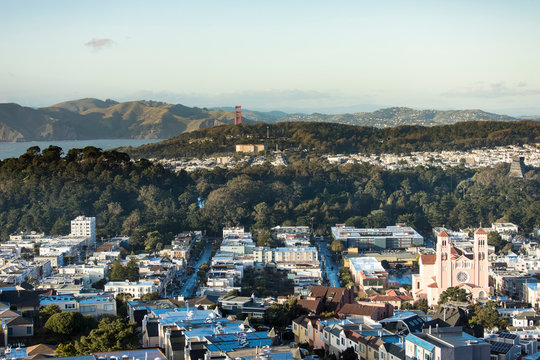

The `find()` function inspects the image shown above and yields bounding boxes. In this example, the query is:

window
[27,326,32,334]
[65,303,75,309]
[104,304,114,311]
[341,338,345,345]
[80,305,96,313]
[8,328,12,336]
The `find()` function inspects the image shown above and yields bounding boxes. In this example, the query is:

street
[177,241,213,297]
[317,237,340,287]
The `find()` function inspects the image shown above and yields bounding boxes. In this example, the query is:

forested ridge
[0,145,538,249]
[122,120,540,159]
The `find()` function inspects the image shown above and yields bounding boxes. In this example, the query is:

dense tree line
[124,120,540,159]
[0,146,538,251]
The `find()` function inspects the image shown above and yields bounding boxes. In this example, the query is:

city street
[317,237,340,287]
[177,241,213,297]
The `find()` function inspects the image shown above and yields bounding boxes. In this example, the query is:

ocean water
[0,139,163,160]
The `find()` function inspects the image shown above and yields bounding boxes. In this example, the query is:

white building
[104,280,158,298]
[331,224,424,250]
[40,294,116,317]
[71,216,96,245]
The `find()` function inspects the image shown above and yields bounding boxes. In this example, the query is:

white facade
[71,216,96,245]
[104,280,157,298]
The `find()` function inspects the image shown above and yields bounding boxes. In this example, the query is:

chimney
[429,325,432,334]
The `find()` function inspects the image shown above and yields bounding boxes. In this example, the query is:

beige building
[235,144,266,153]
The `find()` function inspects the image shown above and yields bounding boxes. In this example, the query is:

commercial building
[331,224,423,250]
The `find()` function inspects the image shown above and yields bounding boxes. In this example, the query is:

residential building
[525,283,540,310]
[348,257,388,290]
[235,144,266,153]
[104,280,158,298]
[70,215,96,245]
[405,326,490,360]
[40,294,116,317]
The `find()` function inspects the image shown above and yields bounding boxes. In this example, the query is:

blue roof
[406,334,435,352]
[526,283,539,291]
[205,332,272,352]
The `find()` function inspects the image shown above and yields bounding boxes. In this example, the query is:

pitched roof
[26,344,56,356]
[420,254,436,265]
[437,230,450,238]
[475,228,487,235]
[6,316,32,326]
[338,303,378,317]
[310,286,348,304]
[0,290,41,308]
[0,309,22,319]
[297,298,323,314]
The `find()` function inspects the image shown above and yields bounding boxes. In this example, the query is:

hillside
[121,120,540,159]
[0,98,526,142]
[0,98,249,141]
[272,107,517,127]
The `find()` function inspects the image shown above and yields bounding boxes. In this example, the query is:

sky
[1,0,540,115]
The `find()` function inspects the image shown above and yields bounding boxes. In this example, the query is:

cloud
[443,82,540,98]
[84,38,115,51]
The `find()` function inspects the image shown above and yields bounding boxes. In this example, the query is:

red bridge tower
[234,105,242,125]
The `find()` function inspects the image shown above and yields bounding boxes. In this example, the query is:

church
[412,228,490,306]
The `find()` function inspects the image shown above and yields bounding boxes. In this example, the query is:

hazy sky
[1,0,540,115]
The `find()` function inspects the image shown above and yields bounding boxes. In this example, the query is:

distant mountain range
[0,98,528,141]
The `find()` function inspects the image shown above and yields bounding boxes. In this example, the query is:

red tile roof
[437,230,450,237]
[420,254,436,265]
[475,228,487,235]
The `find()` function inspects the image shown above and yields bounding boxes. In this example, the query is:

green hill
[277,107,517,127]
[0,98,249,141]
[121,120,540,159]
[0,98,527,142]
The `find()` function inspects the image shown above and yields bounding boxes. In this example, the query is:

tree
[109,260,127,281]
[40,304,61,324]
[438,287,471,305]
[145,231,164,252]
[45,311,85,335]
[488,231,507,253]
[380,260,390,270]
[140,291,160,301]
[265,298,297,328]
[126,256,139,282]
[330,240,345,253]
[92,278,108,290]
[470,301,508,330]
[58,317,140,356]
[55,343,77,357]
[256,229,272,247]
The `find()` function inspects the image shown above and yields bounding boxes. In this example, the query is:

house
[0,290,42,314]
[104,280,158,298]
[405,326,490,360]
[40,294,116,317]
[218,295,269,319]
[296,286,353,315]
[0,310,34,338]
[337,302,393,321]
[485,333,522,360]
[24,343,56,359]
